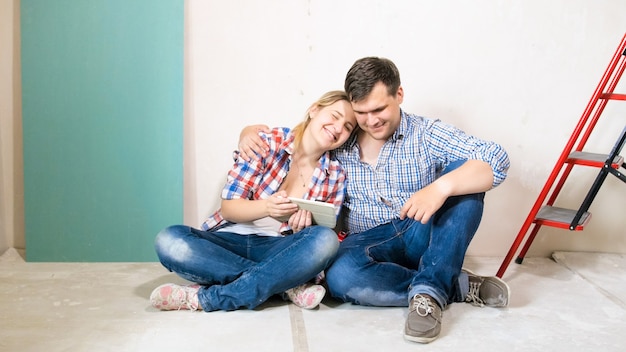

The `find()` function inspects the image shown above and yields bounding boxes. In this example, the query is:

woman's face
[307,100,357,150]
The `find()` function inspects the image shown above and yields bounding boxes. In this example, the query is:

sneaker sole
[403,332,438,344]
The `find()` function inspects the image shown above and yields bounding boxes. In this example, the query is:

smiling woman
[150,90,356,312]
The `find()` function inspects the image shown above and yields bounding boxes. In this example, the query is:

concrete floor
[1,248,625,352]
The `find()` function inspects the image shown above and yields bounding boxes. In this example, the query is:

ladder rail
[607,164,626,182]
[550,56,626,206]
[513,223,543,265]
[552,56,626,217]
[575,56,626,152]
[570,126,626,228]
[541,37,626,207]
[570,169,610,229]
[545,163,575,205]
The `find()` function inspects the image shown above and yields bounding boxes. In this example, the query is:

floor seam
[288,304,309,352]
[552,252,626,310]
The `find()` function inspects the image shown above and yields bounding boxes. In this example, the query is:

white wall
[185,0,626,257]
[3,0,625,259]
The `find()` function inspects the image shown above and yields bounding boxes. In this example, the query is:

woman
[150,90,357,312]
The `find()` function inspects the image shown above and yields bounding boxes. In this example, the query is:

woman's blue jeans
[325,160,484,309]
[154,224,339,311]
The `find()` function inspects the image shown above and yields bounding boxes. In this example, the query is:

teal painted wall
[21,0,184,261]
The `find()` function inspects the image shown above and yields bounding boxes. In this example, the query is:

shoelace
[465,280,486,307]
[412,294,436,317]
[178,286,199,311]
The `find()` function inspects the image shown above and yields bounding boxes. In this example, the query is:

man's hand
[400,160,493,224]
[238,124,271,162]
[399,183,448,224]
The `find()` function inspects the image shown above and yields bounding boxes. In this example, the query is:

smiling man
[325,57,511,343]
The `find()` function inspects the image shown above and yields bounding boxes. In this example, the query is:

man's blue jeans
[155,224,339,311]
[325,160,484,309]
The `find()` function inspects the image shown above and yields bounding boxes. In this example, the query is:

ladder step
[600,93,626,100]
[534,206,591,230]
[567,151,624,168]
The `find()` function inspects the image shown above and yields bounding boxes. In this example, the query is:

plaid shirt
[335,110,510,235]
[202,127,346,234]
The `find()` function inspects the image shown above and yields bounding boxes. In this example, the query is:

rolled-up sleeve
[428,119,510,188]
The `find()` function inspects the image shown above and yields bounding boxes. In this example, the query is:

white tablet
[287,197,337,228]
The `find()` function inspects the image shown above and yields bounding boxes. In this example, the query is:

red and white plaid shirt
[202,127,347,234]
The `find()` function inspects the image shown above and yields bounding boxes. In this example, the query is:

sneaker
[285,283,326,309]
[404,294,442,344]
[150,283,201,311]
[463,268,510,308]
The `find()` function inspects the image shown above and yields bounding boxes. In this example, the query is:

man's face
[351,82,403,141]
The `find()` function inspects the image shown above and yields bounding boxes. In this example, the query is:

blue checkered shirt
[335,110,510,234]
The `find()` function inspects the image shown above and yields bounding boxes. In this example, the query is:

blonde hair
[291,90,350,148]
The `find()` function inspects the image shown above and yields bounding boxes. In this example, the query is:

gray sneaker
[404,294,442,344]
[463,268,510,307]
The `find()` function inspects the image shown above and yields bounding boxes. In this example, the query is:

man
[238,57,511,343]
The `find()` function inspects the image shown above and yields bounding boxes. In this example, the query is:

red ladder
[496,33,626,278]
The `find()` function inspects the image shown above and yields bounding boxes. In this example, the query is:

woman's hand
[266,191,298,220]
[288,209,313,233]
[267,191,313,233]
[238,124,271,162]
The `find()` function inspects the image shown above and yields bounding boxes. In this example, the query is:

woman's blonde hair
[291,90,351,148]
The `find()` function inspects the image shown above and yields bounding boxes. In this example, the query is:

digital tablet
[287,197,337,228]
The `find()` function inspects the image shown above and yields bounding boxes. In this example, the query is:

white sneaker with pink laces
[150,283,201,311]
[285,283,326,309]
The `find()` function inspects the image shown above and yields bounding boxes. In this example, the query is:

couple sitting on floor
[149,57,511,344]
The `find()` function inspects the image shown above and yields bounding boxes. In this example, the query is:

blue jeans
[154,224,339,311]
[325,160,484,309]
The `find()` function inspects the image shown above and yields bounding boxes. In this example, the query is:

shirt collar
[281,131,296,155]
[392,109,408,141]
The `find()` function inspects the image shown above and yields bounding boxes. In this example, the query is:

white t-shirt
[216,216,283,237]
